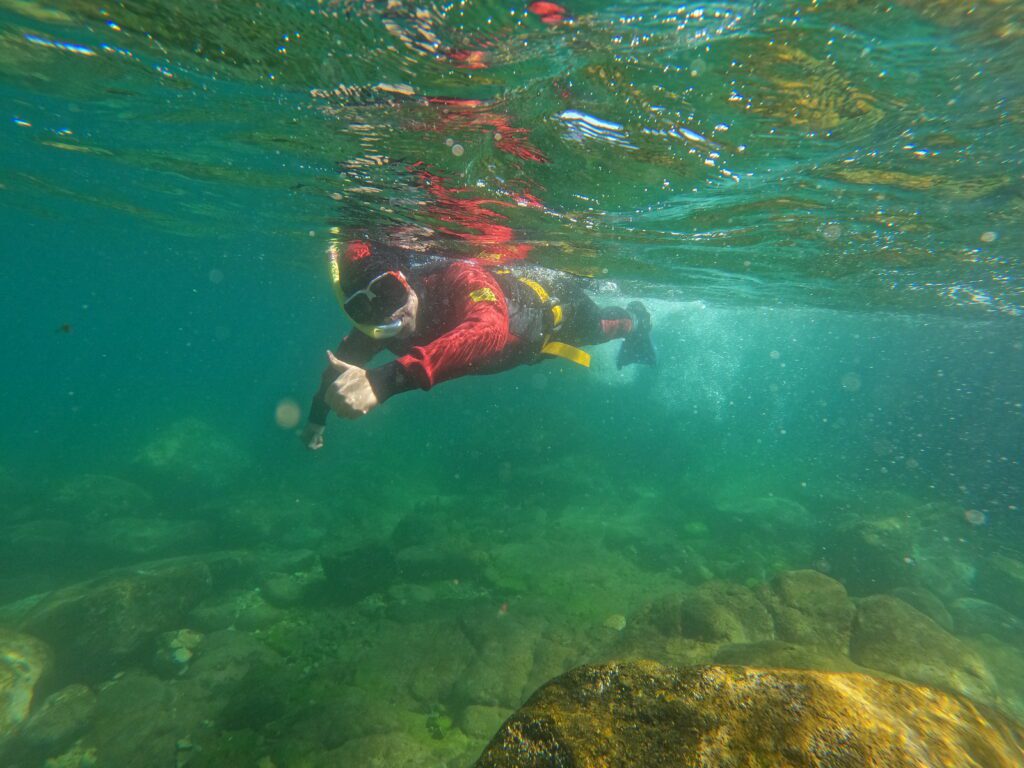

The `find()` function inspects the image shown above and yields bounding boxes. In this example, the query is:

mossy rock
[474,662,1024,767]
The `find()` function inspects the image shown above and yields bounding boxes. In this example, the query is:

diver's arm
[307,331,383,427]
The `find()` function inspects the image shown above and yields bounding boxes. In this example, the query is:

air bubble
[451,143,464,157]
[275,398,302,429]
[822,223,842,240]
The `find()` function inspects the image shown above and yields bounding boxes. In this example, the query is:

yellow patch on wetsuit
[470,287,497,303]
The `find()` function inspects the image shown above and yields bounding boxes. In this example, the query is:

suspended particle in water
[689,58,706,77]
[275,398,302,429]
[208,269,224,284]
[494,132,502,141]
[822,222,842,240]
[445,137,454,146]
[964,508,987,526]
[841,372,862,392]
[980,231,998,243]
[451,143,464,157]
[769,350,780,360]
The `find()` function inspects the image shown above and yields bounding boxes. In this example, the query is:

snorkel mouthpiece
[358,318,403,339]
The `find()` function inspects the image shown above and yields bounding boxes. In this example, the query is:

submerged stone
[662,581,773,644]
[888,585,954,631]
[850,594,996,701]
[951,597,1024,645]
[20,684,97,754]
[474,662,1024,768]
[134,417,251,492]
[756,569,855,653]
[976,554,1024,619]
[320,543,397,605]
[19,559,212,682]
[0,628,52,747]
[48,475,154,522]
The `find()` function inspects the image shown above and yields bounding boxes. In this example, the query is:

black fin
[617,301,656,369]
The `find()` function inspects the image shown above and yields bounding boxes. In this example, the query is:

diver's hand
[301,422,325,451]
[325,351,379,419]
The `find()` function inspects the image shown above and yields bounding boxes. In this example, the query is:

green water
[1,0,1023,765]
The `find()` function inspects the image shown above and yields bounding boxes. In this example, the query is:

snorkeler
[301,239,655,449]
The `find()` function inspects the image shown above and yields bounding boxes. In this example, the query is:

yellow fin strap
[541,341,590,368]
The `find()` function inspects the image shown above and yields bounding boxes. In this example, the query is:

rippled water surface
[4,0,1022,309]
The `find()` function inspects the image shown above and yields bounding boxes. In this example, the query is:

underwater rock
[951,598,1024,645]
[48,474,154,522]
[316,731,456,768]
[651,581,774,644]
[849,595,996,700]
[0,628,52,747]
[84,671,194,768]
[292,684,414,749]
[320,542,397,604]
[454,620,540,708]
[602,614,627,631]
[827,515,916,594]
[756,569,855,653]
[888,586,954,631]
[133,417,251,492]
[976,554,1024,619]
[713,639,863,672]
[188,589,280,632]
[19,559,212,682]
[473,662,1024,768]
[460,704,512,741]
[81,517,212,563]
[715,494,816,533]
[182,629,281,697]
[395,543,487,585]
[152,629,204,677]
[827,510,976,600]
[260,571,319,608]
[19,683,97,755]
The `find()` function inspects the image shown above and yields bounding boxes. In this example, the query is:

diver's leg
[554,283,655,367]
[554,286,631,346]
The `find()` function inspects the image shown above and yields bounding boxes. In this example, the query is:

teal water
[1,0,1023,765]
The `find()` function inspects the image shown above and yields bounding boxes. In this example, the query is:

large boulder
[756,569,855,653]
[19,559,212,682]
[849,595,996,701]
[474,662,1024,768]
[0,628,52,748]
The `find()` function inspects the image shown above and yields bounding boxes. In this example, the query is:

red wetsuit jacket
[309,261,535,425]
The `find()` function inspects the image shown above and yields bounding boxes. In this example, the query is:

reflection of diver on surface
[302,240,655,449]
